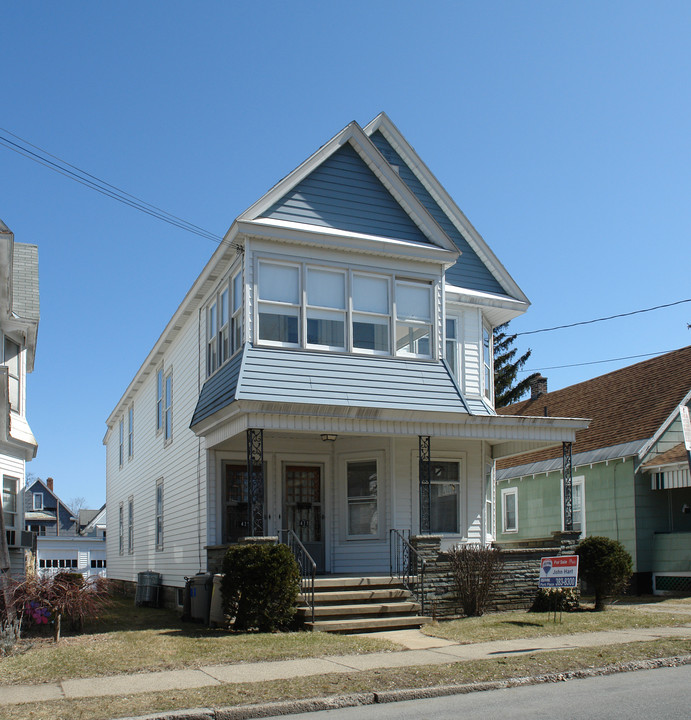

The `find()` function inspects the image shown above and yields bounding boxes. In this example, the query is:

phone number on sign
[540,577,578,588]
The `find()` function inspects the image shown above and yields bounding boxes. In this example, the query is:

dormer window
[255,259,435,359]
[33,493,43,511]
[206,268,244,376]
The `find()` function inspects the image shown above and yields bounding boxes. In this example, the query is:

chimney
[46,477,54,492]
[529,375,548,400]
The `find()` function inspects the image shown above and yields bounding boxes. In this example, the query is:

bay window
[206,268,243,377]
[306,268,346,350]
[3,336,20,412]
[395,281,432,357]
[232,271,243,351]
[257,262,300,345]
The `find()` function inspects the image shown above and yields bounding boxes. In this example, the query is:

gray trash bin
[135,571,161,607]
[189,572,213,625]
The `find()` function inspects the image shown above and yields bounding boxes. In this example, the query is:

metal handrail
[389,528,426,616]
[279,529,316,624]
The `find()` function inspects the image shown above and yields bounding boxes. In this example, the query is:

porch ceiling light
[321,434,337,442]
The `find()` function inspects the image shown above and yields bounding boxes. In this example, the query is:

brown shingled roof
[497,345,691,470]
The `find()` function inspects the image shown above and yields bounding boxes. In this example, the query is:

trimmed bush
[448,544,503,617]
[576,536,633,610]
[221,543,300,632]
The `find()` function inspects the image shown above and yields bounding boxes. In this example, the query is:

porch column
[563,441,573,531]
[246,428,264,537]
[419,436,432,534]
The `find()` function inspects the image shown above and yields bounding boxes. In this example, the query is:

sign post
[539,555,579,622]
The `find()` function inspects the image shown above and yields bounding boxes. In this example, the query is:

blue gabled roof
[368,130,506,295]
[190,345,483,428]
[261,142,430,244]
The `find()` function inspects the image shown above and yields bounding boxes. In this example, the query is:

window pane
[220,289,228,325]
[572,484,583,532]
[258,307,299,344]
[307,268,345,309]
[348,501,378,535]
[353,275,389,314]
[3,337,19,375]
[431,483,458,533]
[396,324,431,355]
[446,318,456,339]
[233,273,242,312]
[258,263,299,304]
[347,460,378,536]
[307,311,345,347]
[347,461,378,498]
[208,303,217,337]
[396,283,431,321]
[353,316,389,352]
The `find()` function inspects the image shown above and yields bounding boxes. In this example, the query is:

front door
[284,465,325,573]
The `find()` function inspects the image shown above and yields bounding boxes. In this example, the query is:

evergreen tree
[493,323,540,407]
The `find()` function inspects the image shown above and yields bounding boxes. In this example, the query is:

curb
[118,654,691,720]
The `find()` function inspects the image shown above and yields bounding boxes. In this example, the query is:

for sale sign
[539,555,579,588]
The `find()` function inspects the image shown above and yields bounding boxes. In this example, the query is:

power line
[0,128,241,250]
[520,349,674,373]
[515,299,691,336]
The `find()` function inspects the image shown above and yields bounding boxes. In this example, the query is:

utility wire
[0,128,241,250]
[520,349,675,373]
[515,299,691,336]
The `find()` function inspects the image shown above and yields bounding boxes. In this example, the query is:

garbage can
[189,572,213,625]
[135,571,161,607]
[209,574,225,627]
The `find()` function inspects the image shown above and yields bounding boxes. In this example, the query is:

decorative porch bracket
[563,441,573,531]
[247,428,264,537]
[419,436,431,534]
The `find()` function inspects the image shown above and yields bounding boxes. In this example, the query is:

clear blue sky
[2,2,690,507]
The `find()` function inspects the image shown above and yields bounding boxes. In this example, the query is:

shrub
[576,536,633,610]
[448,544,503,617]
[531,587,580,613]
[221,543,300,632]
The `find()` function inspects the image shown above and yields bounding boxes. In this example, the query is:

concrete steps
[298,576,431,633]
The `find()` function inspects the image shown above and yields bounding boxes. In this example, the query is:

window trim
[445,316,459,381]
[2,475,18,530]
[501,487,518,533]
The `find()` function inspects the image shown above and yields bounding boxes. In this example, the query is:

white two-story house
[104,114,585,602]
[1,219,39,577]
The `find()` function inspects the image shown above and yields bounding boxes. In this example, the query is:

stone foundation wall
[411,532,580,619]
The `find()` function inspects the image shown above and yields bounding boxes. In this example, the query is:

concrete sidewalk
[1,622,690,708]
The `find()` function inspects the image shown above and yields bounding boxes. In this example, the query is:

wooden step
[305,615,433,633]
[297,601,421,618]
[300,588,411,604]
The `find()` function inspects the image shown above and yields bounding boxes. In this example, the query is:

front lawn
[0,595,399,685]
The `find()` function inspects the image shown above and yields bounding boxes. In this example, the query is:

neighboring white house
[1,219,39,578]
[104,114,586,601]
[25,477,107,579]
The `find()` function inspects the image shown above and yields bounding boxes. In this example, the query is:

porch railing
[279,529,316,624]
[389,529,426,616]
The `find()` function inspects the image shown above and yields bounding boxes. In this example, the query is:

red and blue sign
[539,555,579,588]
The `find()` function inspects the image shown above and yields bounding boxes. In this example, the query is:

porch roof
[190,345,478,429]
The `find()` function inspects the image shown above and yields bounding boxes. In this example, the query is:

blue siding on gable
[369,131,507,296]
[191,345,477,428]
[190,349,244,427]
[261,142,430,244]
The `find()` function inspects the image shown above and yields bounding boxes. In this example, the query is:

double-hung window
[306,267,346,350]
[446,318,458,379]
[430,461,461,533]
[502,487,518,533]
[257,261,300,346]
[352,274,390,354]
[128,405,134,460]
[118,503,124,555]
[33,493,43,511]
[118,419,124,468]
[155,479,164,550]
[164,370,173,442]
[232,271,243,352]
[346,460,378,537]
[3,476,17,530]
[483,322,493,402]
[156,368,163,434]
[3,337,20,412]
[207,300,218,375]
[127,497,134,554]
[563,476,585,536]
[395,281,432,357]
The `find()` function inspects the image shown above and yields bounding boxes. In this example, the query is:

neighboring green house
[495,346,691,594]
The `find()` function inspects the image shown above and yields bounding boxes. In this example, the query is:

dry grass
[2,637,689,720]
[0,596,398,685]
[422,603,691,644]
